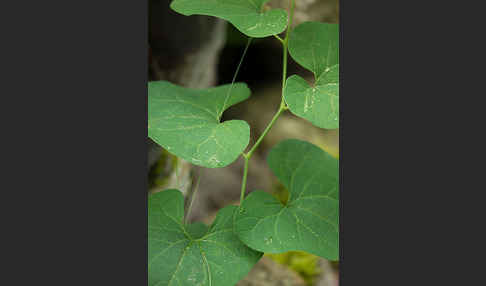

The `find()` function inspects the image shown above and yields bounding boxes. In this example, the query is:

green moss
[266,251,322,285]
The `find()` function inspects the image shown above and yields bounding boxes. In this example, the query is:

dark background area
[217,25,313,89]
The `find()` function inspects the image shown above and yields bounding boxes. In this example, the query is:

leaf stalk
[239,0,295,205]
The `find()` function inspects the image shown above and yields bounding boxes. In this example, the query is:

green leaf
[235,139,339,260]
[148,81,251,168]
[149,189,263,286]
[170,0,288,38]
[284,22,339,129]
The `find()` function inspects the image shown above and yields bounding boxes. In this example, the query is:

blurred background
[148,1,339,285]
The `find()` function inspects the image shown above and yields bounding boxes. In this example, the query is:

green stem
[240,156,249,204]
[221,37,252,118]
[239,103,286,205]
[238,0,295,205]
[247,106,285,159]
[281,0,294,97]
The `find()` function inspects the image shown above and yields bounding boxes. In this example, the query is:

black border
[2,1,148,284]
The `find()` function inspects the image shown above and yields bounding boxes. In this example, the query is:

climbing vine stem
[239,0,295,205]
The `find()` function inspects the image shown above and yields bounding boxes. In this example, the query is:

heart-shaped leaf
[284,22,339,129]
[170,0,288,38]
[235,139,339,260]
[148,81,251,168]
[149,189,263,286]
